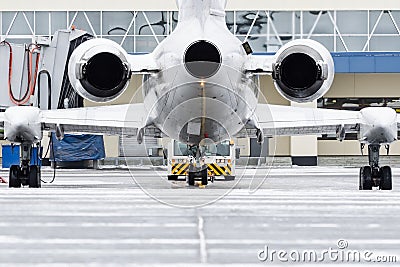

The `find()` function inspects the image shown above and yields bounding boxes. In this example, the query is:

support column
[290,101,318,166]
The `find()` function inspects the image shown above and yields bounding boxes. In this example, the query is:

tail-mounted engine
[68,39,131,103]
[272,39,334,103]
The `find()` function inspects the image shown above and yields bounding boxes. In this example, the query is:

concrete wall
[326,74,400,98]
[103,136,120,158]
[318,140,400,156]
[84,76,143,107]
[3,0,400,11]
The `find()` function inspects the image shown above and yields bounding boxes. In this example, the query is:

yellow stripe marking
[172,163,182,174]
[208,164,222,176]
[224,165,232,175]
[177,163,189,175]
[214,163,227,176]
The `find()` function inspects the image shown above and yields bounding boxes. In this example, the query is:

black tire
[188,172,195,186]
[380,166,392,190]
[9,165,21,188]
[168,175,179,181]
[29,166,41,188]
[224,175,235,181]
[360,166,373,190]
[201,168,208,186]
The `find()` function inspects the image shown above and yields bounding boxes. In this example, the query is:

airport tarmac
[0,167,399,266]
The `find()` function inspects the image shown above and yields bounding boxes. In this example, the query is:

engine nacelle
[68,38,131,103]
[272,39,334,103]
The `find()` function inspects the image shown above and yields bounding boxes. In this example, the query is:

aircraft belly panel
[148,82,255,144]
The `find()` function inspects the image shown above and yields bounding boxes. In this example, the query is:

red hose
[0,41,14,104]
[2,41,41,106]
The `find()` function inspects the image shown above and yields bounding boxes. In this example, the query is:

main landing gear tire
[8,165,41,188]
[9,165,21,188]
[379,166,392,191]
[29,166,41,188]
[359,166,373,190]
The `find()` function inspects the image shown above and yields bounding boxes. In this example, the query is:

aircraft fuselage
[141,0,257,145]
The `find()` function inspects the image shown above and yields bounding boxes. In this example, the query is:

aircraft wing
[256,104,361,137]
[41,104,147,136]
[128,53,159,74]
[243,55,274,74]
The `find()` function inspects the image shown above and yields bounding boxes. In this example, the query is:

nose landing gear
[8,143,41,188]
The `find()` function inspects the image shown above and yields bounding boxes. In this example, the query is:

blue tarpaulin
[51,133,105,162]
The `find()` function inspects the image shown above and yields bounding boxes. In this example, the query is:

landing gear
[29,166,41,188]
[9,165,21,188]
[380,166,392,190]
[359,144,392,191]
[359,166,372,190]
[8,143,41,188]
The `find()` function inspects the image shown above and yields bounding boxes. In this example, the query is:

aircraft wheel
[380,166,392,190]
[360,166,373,190]
[9,165,21,188]
[29,166,41,188]
[188,172,195,186]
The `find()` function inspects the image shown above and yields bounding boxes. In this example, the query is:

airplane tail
[176,0,227,10]
[176,0,227,23]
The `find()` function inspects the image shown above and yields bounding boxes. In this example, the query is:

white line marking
[197,215,207,263]
[294,223,339,228]
[0,237,200,245]
[0,222,197,228]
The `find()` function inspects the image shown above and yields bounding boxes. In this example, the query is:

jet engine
[68,38,131,103]
[272,39,334,103]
